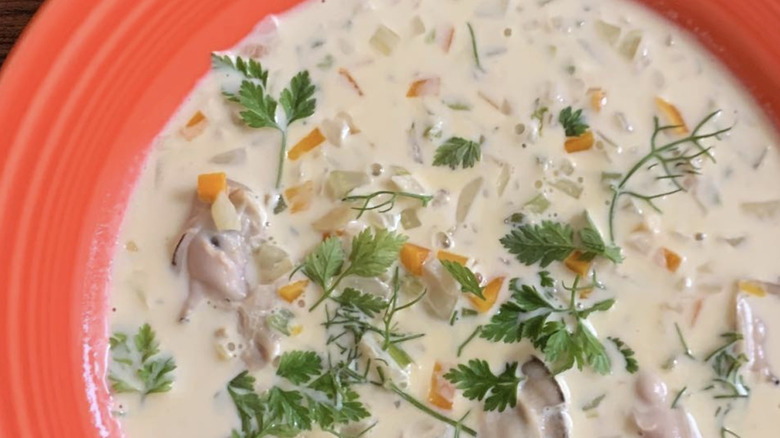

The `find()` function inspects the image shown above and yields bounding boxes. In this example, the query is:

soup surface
[107,0,780,436]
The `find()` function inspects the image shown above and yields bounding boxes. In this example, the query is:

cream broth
[108,0,780,437]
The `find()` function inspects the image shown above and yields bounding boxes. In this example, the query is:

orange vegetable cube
[660,247,682,272]
[181,110,208,140]
[400,243,431,276]
[338,68,364,96]
[428,362,455,410]
[197,172,227,203]
[406,77,441,98]
[738,280,767,297]
[288,128,326,161]
[436,250,468,266]
[278,279,310,303]
[655,97,689,135]
[564,251,591,277]
[588,88,607,112]
[564,130,594,153]
[469,277,505,313]
[283,180,315,213]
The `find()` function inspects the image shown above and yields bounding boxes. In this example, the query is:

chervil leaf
[109,333,128,351]
[609,337,639,373]
[347,228,407,277]
[574,321,611,375]
[108,374,139,394]
[538,270,555,288]
[280,71,316,126]
[500,221,576,267]
[578,299,615,319]
[137,357,177,395]
[212,54,269,86]
[480,281,556,344]
[301,237,345,290]
[134,323,159,363]
[276,351,323,385]
[333,287,388,317]
[440,260,484,299]
[237,80,280,130]
[510,280,557,312]
[542,323,578,374]
[266,387,312,431]
[578,214,623,263]
[559,106,589,137]
[444,360,523,412]
[433,137,482,169]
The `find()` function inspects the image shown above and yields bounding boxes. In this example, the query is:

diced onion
[456,177,483,224]
[325,170,370,199]
[370,25,400,56]
[211,192,241,231]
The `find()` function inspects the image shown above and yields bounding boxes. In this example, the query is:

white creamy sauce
[108,0,780,437]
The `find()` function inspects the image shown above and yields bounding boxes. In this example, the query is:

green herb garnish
[466,23,484,71]
[500,215,622,268]
[433,137,482,169]
[480,277,613,374]
[342,191,433,219]
[214,54,316,189]
[558,106,589,137]
[444,359,524,412]
[108,324,177,397]
[608,337,639,373]
[440,260,485,299]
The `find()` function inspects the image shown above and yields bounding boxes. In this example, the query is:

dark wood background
[1,1,44,66]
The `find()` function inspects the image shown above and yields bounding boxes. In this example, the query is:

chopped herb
[704,332,750,400]
[538,270,555,288]
[582,394,606,411]
[387,382,477,436]
[214,54,316,189]
[532,102,549,136]
[558,106,589,137]
[457,326,482,357]
[674,322,694,359]
[317,54,335,70]
[444,359,524,412]
[500,216,622,268]
[108,324,177,397]
[433,137,482,170]
[267,309,296,336]
[342,190,434,219]
[671,386,687,409]
[608,337,639,373]
[440,260,485,299]
[466,23,484,71]
[607,111,732,242]
[445,101,473,111]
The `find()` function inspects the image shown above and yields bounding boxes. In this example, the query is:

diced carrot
[181,111,208,140]
[400,243,431,276]
[288,128,326,161]
[738,279,767,297]
[278,279,310,303]
[564,130,594,153]
[283,180,315,213]
[436,250,468,266]
[469,277,504,313]
[437,25,455,53]
[428,362,455,410]
[660,247,682,272]
[588,88,607,112]
[406,77,441,98]
[197,172,227,203]
[654,97,689,135]
[338,68,364,96]
[564,250,591,277]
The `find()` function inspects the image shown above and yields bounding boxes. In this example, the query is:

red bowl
[0,0,778,436]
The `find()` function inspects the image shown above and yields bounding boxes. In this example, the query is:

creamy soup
[107,0,780,437]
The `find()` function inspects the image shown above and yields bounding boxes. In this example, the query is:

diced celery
[325,170,370,199]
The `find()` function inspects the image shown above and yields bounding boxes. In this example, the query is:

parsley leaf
[276,351,323,385]
[211,53,269,86]
[236,81,279,130]
[500,217,622,267]
[609,337,639,373]
[538,270,555,288]
[433,137,482,169]
[480,278,613,374]
[440,260,485,299]
[301,237,345,291]
[558,106,589,137]
[279,71,316,125]
[500,221,575,268]
[347,228,407,277]
[108,324,176,397]
[444,360,524,412]
[332,287,388,317]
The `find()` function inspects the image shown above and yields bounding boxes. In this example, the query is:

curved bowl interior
[0,0,778,436]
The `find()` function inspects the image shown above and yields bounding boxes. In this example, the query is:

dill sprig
[607,111,732,242]
[342,191,433,219]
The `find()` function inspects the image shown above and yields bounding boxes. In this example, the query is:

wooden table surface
[1,1,44,67]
